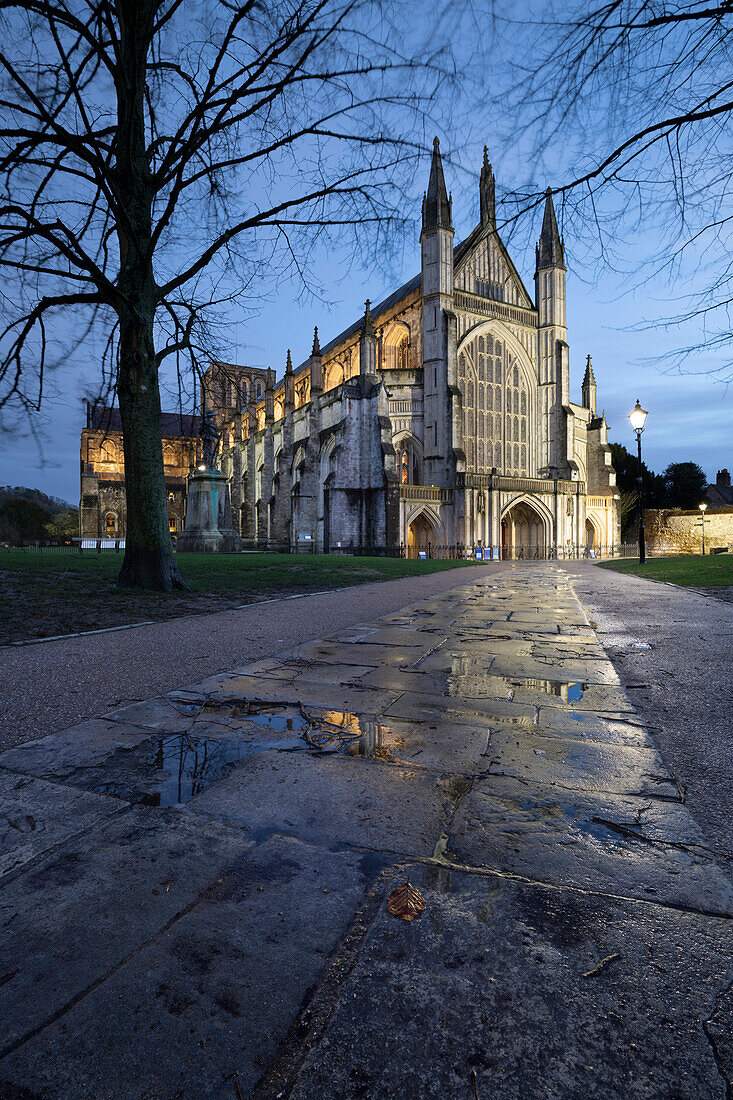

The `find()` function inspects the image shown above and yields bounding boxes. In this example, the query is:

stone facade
[79,405,200,539]
[216,141,619,556]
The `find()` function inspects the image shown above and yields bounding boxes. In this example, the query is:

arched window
[99,441,116,466]
[168,515,177,533]
[395,435,422,485]
[105,511,117,534]
[457,330,530,475]
[163,445,176,467]
[383,322,410,370]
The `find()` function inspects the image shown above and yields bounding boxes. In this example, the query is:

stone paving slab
[450,775,733,916]
[193,673,399,714]
[534,707,655,744]
[289,639,430,667]
[285,867,732,1100]
[0,769,124,878]
[383,690,537,726]
[0,807,254,1058]
[0,835,369,1100]
[483,729,677,799]
[189,750,457,858]
[0,718,152,781]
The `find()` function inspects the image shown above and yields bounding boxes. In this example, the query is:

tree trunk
[114,0,187,592]
[116,310,188,591]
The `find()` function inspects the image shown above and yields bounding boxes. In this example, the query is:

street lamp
[697,502,709,556]
[629,400,649,565]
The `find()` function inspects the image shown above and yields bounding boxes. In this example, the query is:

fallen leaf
[386,880,426,923]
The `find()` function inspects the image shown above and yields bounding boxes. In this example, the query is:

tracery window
[458,331,530,475]
[396,435,422,485]
[99,441,116,467]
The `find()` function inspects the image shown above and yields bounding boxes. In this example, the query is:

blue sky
[0,179,728,506]
[1,0,730,505]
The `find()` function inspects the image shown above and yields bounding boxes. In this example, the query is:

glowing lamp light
[699,502,708,513]
[629,399,648,433]
[197,463,207,471]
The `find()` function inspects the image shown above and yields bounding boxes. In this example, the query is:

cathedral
[211,140,619,557]
[80,140,619,557]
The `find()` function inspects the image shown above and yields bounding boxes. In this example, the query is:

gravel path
[566,561,733,857]
[0,562,498,750]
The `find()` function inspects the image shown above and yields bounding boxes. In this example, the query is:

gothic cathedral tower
[421,138,455,488]
[535,190,570,477]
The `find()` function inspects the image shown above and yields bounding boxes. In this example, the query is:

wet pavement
[1,564,732,1098]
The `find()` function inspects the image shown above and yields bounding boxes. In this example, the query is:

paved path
[0,563,497,750]
[1,562,732,1098]
[566,562,733,857]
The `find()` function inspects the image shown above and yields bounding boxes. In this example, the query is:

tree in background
[0,0,458,589]
[610,445,710,532]
[0,498,50,543]
[491,0,733,378]
[0,486,77,543]
[663,461,708,509]
[44,511,79,542]
[610,442,665,535]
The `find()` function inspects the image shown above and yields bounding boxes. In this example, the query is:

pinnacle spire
[583,354,595,387]
[311,326,321,357]
[536,188,565,269]
[480,147,496,229]
[422,136,452,232]
[285,348,293,374]
[361,299,376,338]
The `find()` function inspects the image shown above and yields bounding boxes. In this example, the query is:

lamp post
[629,400,649,565]
[696,502,709,556]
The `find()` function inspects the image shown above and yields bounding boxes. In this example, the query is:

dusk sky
[1,177,727,508]
[1,0,730,506]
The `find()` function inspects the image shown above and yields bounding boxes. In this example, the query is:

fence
[0,539,125,553]
[0,540,680,561]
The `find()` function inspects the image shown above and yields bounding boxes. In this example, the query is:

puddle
[510,677,588,703]
[241,708,308,733]
[88,704,420,809]
[91,733,279,807]
[448,666,588,704]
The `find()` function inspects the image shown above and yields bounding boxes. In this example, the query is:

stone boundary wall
[645,507,733,554]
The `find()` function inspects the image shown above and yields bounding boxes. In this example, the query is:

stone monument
[176,412,242,553]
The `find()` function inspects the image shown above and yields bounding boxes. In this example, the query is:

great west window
[458,333,529,475]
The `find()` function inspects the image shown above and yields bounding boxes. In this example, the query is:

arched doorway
[501,500,547,559]
[407,513,435,558]
[585,518,596,549]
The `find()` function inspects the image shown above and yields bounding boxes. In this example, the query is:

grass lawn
[598,554,733,587]
[0,549,474,644]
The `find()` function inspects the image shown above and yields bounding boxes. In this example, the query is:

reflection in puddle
[92,733,270,807]
[510,677,588,703]
[241,708,307,733]
[447,663,588,705]
[90,704,418,811]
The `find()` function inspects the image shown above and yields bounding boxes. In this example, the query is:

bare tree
[0,0,455,588]
[488,0,733,378]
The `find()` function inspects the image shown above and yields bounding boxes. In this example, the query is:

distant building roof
[87,404,200,438]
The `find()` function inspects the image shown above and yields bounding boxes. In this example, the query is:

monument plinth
[176,465,242,553]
